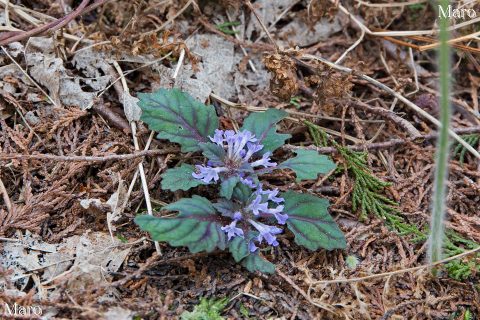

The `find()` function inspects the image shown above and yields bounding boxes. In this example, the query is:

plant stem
[428,0,452,265]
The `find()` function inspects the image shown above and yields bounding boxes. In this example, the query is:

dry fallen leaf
[0,230,131,298]
[263,53,299,100]
[25,37,111,109]
[186,34,236,99]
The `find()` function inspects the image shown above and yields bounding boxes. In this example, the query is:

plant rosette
[135,88,346,273]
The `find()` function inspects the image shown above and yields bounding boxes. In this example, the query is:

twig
[125,131,155,208]
[335,27,365,65]
[244,0,279,51]
[1,46,57,107]
[350,99,423,140]
[143,0,195,36]
[284,126,480,154]
[0,176,12,214]
[3,125,478,163]
[226,10,257,73]
[210,92,361,143]
[356,0,427,8]
[112,60,161,255]
[130,121,161,255]
[172,49,186,80]
[198,17,273,51]
[0,149,178,162]
[310,242,480,285]
[256,0,300,43]
[299,54,480,160]
[337,1,480,37]
[276,269,338,315]
[211,92,381,123]
[0,0,112,46]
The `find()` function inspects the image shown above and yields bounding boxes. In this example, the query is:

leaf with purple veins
[284,191,346,251]
[135,196,226,253]
[138,88,219,152]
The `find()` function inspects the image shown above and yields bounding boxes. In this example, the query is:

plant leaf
[229,231,257,262]
[199,142,226,163]
[279,150,336,181]
[241,252,275,274]
[241,109,290,154]
[232,183,253,204]
[161,164,205,191]
[229,236,249,262]
[135,196,226,253]
[138,88,218,152]
[284,191,346,250]
[213,199,239,216]
[220,176,240,199]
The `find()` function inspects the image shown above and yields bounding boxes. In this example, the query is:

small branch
[0,0,112,46]
[3,127,479,163]
[298,54,480,160]
[276,269,338,315]
[310,242,480,285]
[244,0,279,51]
[350,99,423,141]
[0,149,179,162]
[284,126,480,154]
[112,60,160,255]
[0,176,12,214]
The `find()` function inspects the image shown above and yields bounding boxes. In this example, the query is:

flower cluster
[219,184,288,252]
[191,129,288,251]
[192,129,277,184]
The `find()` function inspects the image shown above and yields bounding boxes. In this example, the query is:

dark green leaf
[229,231,257,262]
[138,88,218,152]
[241,252,275,274]
[279,150,336,181]
[232,183,253,203]
[241,109,290,154]
[213,199,238,216]
[161,164,205,191]
[199,142,225,163]
[135,196,226,253]
[220,176,240,199]
[284,191,346,250]
[229,236,249,262]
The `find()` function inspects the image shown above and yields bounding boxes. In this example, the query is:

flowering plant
[135,89,346,273]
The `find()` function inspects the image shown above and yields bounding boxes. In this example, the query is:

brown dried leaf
[306,71,353,113]
[263,53,298,100]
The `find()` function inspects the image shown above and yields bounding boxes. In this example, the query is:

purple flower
[247,195,269,215]
[243,143,263,162]
[221,220,244,240]
[233,211,242,220]
[267,205,288,224]
[192,130,278,184]
[259,187,284,204]
[209,129,225,145]
[248,219,282,247]
[240,177,256,188]
[251,152,276,168]
[216,186,288,248]
[192,165,226,183]
[249,241,258,252]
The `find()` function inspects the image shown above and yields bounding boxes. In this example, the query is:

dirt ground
[1,0,480,319]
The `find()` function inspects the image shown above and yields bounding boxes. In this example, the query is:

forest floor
[1,0,480,319]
